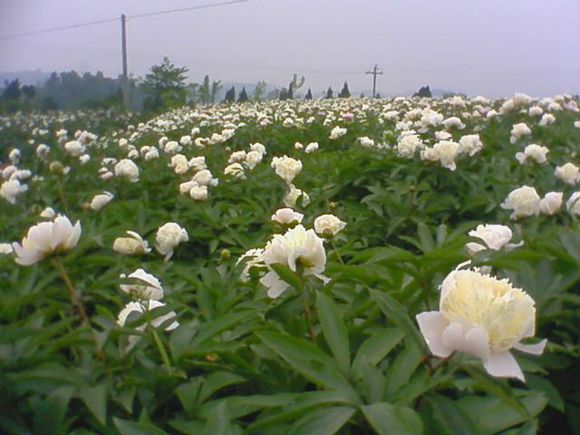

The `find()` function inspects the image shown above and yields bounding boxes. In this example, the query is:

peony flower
[465,224,522,255]
[0,243,14,255]
[421,141,460,171]
[271,208,304,226]
[190,184,208,201]
[244,150,263,170]
[305,142,319,153]
[396,134,423,158]
[510,123,532,144]
[501,186,541,220]
[567,192,580,216]
[314,214,347,237]
[515,144,549,165]
[40,206,56,219]
[284,185,310,208]
[192,169,218,187]
[117,300,179,350]
[260,225,328,298]
[89,191,114,211]
[224,163,246,180]
[539,192,563,215]
[12,215,81,265]
[114,159,140,182]
[0,179,28,204]
[64,140,85,157]
[155,222,188,261]
[329,126,347,140]
[538,113,556,126]
[416,267,546,381]
[271,156,303,184]
[237,248,265,282]
[113,231,151,255]
[458,134,484,156]
[555,163,579,185]
[120,269,164,300]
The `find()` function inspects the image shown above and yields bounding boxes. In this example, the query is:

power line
[0,17,119,40]
[0,0,249,40]
[129,0,249,20]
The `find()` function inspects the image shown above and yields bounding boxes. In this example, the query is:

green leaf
[77,384,107,426]
[287,406,355,435]
[114,418,168,435]
[316,292,350,373]
[527,375,564,412]
[428,394,478,435]
[362,402,424,435]
[270,263,303,291]
[202,401,229,435]
[199,371,246,403]
[417,222,435,253]
[370,289,424,352]
[384,343,423,395]
[351,327,404,377]
[256,331,359,403]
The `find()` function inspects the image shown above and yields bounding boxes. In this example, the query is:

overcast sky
[0,0,578,97]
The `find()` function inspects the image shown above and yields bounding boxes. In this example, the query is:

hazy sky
[1,0,578,97]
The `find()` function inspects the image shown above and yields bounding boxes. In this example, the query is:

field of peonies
[1,94,579,434]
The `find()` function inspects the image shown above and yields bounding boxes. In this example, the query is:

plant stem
[151,327,173,373]
[56,177,71,216]
[330,238,345,265]
[301,289,316,343]
[52,257,89,327]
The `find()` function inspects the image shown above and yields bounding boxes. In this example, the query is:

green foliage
[142,57,188,112]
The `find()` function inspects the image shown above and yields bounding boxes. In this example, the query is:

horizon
[1,0,579,98]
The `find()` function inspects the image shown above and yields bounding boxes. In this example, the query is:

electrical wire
[0,17,119,40]
[129,0,249,20]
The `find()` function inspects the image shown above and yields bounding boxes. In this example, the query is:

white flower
[566,192,580,216]
[271,156,302,184]
[113,231,151,255]
[329,126,347,140]
[9,148,21,164]
[192,169,218,187]
[250,142,266,155]
[228,150,247,164]
[224,163,246,180]
[260,225,328,298]
[555,163,579,185]
[40,206,56,219]
[271,208,304,226]
[89,191,114,211]
[155,222,188,261]
[164,141,182,154]
[284,185,310,208]
[237,248,265,282]
[465,224,522,255]
[120,269,164,300]
[0,243,14,255]
[314,214,347,237]
[294,142,304,150]
[244,150,263,169]
[0,179,28,204]
[305,142,319,153]
[501,186,541,220]
[396,134,423,158]
[421,141,460,171]
[515,144,549,165]
[144,148,160,161]
[443,116,465,130]
[190,184,208,201]
[458,134,483,156]
[358,137,375,148]
[416,268,546,381]
[114,159,140,182]
[36,144,50,159]
[188,156,207,172]
[117,300,179,349]
[79,154,91,165]
[12,215,81,265]
[528,106,543,117]
[539,192,563,215]
[510,123,532,144]
[64,140,85,157]
[170,154,190,175]
[539,113,556,126]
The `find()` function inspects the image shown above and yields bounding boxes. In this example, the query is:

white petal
[260,271,289,299]
[441,322,490,360]
[513,339,547,355]
[483,351,525,381]
[416,311,453,358]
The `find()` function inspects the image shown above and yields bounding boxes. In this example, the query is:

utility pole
[120,14,130,109]
[365,64,383,98]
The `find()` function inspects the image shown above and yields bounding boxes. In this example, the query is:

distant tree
[224,86,236,103]
[338,81,351,98]
[3,79,21,100]
[40,96,58,111]
[22,85,36,100]
[253,81,267,101]
[305,88,313,100]
[199,75,211,105]
[142,57,188,111]
[288,74,305,99]
[413,85,432,98]
[210,80,222,105]
[279,88,289,101]
[326,87,334,99]
[238,87,248,103]
[376,92,382,99]
[266,88,280,100]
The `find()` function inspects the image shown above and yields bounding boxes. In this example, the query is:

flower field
[1,94,579,434]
